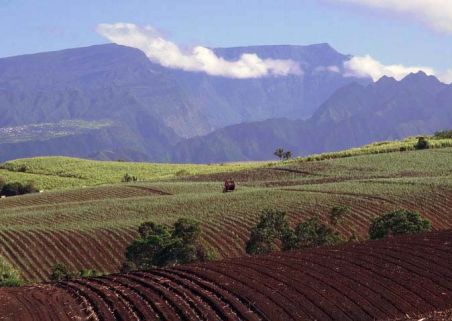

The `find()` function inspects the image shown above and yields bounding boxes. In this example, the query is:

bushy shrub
[122,219,209,271]
[0,256,23,287]
[414,137,429,150]
[0,182,38,197]
[246,209,292,255]
[369,209,432,240]
[293,215,342,248]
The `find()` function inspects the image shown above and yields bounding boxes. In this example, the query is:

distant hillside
[171,72,452,162]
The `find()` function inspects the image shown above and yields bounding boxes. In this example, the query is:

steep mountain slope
[171,72,452,162]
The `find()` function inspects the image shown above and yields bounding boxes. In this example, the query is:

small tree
[414,137,429,150]
[274,148,285,160]
[282,151,293,161]
[369,209,432,240]
[122,219,209,271]
[0,182,38,197]
[0,256,23,287]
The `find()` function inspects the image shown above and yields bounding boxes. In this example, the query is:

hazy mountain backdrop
[0,43,450,162]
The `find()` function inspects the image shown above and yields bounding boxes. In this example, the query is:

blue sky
[0,0,451,72]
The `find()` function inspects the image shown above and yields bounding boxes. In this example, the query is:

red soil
[1,230,451,321]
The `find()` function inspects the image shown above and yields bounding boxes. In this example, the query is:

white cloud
[332,0,452,33]
[96,23,302,79]
[344,55,451,84]
[344,55,435,81]
[438,69,452,83]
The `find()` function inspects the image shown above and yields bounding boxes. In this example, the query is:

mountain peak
[402,71,435,81]
[376,75,397,85]
[400,71,443,88]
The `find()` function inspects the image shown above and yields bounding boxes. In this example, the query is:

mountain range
[0,43,450,163]
[172,71,452,162]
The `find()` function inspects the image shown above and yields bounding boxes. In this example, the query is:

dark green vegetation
[246,207,346,255]
[0,179,38,197]
[0,142,451,282]
[247,206,432,255]
[274,148,293,160]
[369,209,432,240]
[122,219,209,271]
[414,137,430,150]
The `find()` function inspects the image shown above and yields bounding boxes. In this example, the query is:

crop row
[1,187,451,281]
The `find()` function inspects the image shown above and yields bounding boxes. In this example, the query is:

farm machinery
[223,179,235,193]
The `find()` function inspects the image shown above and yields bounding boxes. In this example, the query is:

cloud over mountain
[344,55,451,84]
[332,0,452,34]
[97,23,302,79]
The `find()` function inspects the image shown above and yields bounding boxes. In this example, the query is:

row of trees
[0,207,432,287]
[246,208,431,255]
[124,207,431,270]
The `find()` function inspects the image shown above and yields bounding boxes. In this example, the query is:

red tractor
[223,179,235,193]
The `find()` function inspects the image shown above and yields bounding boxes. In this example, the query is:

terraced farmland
[1,230,451,321]
[0,148,451,281]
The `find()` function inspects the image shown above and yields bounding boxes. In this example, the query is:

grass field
[0,140,451,282]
